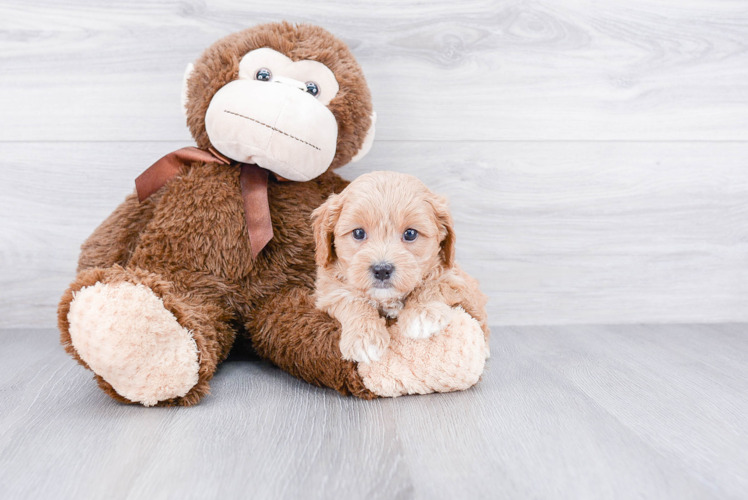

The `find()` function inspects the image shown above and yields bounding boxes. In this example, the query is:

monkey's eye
[403,229,418,242]
[352,228,366,240]
[255,68,272,82]
[305,81,320,98]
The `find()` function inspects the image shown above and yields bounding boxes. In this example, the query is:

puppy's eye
[352,228,367,240]
[255,68,272,81]
[403,228,418,242]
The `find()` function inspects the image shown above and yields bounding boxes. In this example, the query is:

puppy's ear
[427,195,456,268]
[311,193,344,268]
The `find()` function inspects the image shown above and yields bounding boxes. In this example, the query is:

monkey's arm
[246,286,376,398]
[77,191,157,272]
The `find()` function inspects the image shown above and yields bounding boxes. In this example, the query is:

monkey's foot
[67,281,200,407]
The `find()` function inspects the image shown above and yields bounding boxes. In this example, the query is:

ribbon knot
[134,147,273,259]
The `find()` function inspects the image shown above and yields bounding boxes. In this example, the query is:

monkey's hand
[400,301,455,340]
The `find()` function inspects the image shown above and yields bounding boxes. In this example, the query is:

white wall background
[1,0,747,327]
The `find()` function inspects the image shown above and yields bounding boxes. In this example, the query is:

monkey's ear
[180,62,195,118]
[351,112,376,163]
[427,194,456,268]
[311,193,345,268]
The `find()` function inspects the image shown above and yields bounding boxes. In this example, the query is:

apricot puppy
[312,171,488,363]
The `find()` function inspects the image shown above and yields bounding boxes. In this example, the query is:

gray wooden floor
[1,324,746,499]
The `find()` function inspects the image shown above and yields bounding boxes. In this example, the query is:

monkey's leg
[247,286,376,399]
[58,265,237,406]
[77,192,157,272]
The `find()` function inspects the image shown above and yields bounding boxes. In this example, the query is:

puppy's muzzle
[371,263,395,286]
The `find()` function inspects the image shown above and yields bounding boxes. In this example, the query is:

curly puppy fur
[58,22,375,405]
[312,171,490,365]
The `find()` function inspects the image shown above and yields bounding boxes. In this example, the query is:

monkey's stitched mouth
[223,110,321,151]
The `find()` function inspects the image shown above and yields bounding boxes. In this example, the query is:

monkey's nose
[371,263,395,281]
[273,76,307,92]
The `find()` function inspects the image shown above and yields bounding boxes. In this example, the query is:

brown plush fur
[58,23,376,405]
[186,21,372,170]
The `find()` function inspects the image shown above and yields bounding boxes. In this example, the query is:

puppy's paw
[401,302,454,340]
[340,324,390,364]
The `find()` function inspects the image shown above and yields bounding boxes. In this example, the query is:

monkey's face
[204,48,339,181]
[183,23,375,181]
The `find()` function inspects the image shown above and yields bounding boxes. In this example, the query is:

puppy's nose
[371,263,394,281]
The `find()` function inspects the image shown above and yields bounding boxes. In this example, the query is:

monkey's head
[181,22,375,182]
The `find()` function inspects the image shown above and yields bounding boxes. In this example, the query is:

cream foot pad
[358,308,487,397]
[67,282,200,406]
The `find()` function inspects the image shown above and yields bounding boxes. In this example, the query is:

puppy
[312,171,489,363]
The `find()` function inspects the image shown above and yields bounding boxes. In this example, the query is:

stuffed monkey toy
[58,22,487,406]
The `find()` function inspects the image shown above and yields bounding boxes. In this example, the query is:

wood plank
[348,141,748,325]
[500,324,748,499]
[1,0,747,141]
[1,325,746,499]
[2,140,746,327]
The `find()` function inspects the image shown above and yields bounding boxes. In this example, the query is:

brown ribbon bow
[135,147,274,259]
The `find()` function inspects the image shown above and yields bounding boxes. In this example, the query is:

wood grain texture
[1,325,747,499]
[2,4,747,498]
[2,141,746,327]
[1,1,747,325]
[1,0,747,141]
